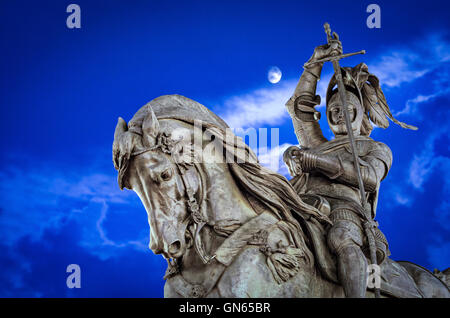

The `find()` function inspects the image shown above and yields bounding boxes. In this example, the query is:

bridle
[131,133,215,265]
[176,161,215,264]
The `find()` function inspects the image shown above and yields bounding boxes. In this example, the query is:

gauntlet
[286,148,380,193]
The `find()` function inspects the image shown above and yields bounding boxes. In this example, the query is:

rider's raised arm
[286,65,327,148]
[286,43,344,149]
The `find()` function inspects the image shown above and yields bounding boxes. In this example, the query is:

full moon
[268,66,282,84]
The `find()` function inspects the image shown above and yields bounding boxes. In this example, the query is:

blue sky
[0,0,449,297]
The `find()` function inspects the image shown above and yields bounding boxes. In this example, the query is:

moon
[268,66,282,84]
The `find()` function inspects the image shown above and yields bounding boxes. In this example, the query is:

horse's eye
[161,169,173,181]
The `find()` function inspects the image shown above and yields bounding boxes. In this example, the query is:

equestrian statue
[112,24,450,298]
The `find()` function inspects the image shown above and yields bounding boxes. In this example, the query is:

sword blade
[331,60,368,211]
[324,22,381,298]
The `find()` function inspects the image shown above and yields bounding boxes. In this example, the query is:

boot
[337,245,368,297]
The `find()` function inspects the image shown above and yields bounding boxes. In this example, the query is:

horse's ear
[113,117,128,170]
[114,117,128,139]
[142,108,160,148]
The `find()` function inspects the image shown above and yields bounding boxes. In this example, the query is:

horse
[112,94,450,298]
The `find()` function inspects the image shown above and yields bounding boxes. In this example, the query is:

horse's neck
[178,162,258,287]
[201,162,258,227]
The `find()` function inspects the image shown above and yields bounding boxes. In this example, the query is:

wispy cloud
[0,162,148,260]
[406,127,450,268]
[218,80,297,128]
[394,191,412,207]
[367,52,429,88]
[395,83,450,117]
[408,130,450,189]
[368,34,450,89]
[218,71,333,129]
[367,34,450,120]
[257,142,294,177]
[77,197,149,260]
[396,93,438,117]
[408,137,438,190]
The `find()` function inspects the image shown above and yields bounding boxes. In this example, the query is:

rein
[132,138,215,265]
[167,161,229,298]
[176,162,216,265]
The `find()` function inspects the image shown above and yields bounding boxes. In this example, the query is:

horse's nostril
[168,241,181,255]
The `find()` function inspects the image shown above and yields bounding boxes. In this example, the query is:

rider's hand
[307,32,342,66]
[283,146,303,176]
[284,146,320,175]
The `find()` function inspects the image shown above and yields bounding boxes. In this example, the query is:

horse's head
[113,109,202,260]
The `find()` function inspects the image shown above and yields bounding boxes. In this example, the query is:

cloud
[217,71,333,129]
[367,34,450,89]
[76,198,149,260]
[408,133,441,189]
[407,128,450,269]
[0,161,148,260]
[257,142,294,177]
[423,171,450,270]
[410,83,449,113]
[218,80,297,128]
[0,222,166,297]
[393,191,412,207]
[396,93,438,117]
[408,139,450,190]
[367,52,429,88]
[394,72,450,117]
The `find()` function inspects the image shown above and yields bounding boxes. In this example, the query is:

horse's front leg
[214,246,272,297]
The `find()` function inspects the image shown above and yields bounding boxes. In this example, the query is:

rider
[283,38,417,297]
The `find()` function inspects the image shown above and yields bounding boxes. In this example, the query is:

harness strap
[176,163,216,264]
[214,212,279,266]
[166,212,279,297]
[167,263,226,298]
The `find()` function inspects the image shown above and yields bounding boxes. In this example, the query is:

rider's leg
[328,219,368,298]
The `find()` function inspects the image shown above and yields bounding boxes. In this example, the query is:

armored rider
[283,37,417,297]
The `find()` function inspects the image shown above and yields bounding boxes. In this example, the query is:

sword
[321,22,381,298]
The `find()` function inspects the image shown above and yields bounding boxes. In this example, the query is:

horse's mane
[202,125,329,225]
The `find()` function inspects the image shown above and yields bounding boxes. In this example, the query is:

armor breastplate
[306,172,361,204]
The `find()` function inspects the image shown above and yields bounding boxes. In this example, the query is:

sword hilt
[324,22,342,59]
[324,22,333,44]
[304,50,366,67]
[303,22,366,67]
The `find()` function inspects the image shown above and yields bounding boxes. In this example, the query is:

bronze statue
[112,25,450,298]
